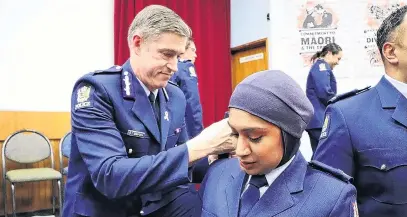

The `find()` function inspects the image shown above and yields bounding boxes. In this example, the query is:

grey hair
[127,5,192,44]
[376,5,407,57]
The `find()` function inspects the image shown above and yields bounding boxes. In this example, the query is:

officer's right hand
[186,118,236,165]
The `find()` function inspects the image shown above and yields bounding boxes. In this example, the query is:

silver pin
[164,111,169,121]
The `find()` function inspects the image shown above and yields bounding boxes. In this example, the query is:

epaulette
[309,160,353,183]
[168,80,179,87]
[328,86,371,104]
[93,65,123,75]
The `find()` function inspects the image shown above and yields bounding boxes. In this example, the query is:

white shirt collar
[263,155,295,186]
[243,155,295,198]
[384,74,407,99]
[136,77,158,99]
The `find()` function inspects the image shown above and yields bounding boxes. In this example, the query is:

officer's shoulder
[308,160,353,184]
[208,158,239,175]
[314,59,330,72]
[328,86,372,105]
[165,80,185,100]
[92,65,123,76]
[75,65,122,89]
[167,80,179,87]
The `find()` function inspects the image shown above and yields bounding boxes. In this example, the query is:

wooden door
[231,38,269,90]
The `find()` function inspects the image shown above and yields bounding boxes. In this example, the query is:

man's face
[182,41,197,63]
[326,51,343,69]
[393,19,407,74]
[228,108,284,175]
[131,32,187,90]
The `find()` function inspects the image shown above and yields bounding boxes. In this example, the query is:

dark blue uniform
[199,153,358,217]
[314,76,407,217]
[63,60,201,217]
[305,59,337,151]
[170,60,203,139]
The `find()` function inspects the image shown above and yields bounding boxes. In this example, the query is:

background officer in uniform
[170,39,208,183]
[199,70,358,217]
[170,38,203,139]
[305,43,342,152]
[314,6,407,217]
[63,5,235,217]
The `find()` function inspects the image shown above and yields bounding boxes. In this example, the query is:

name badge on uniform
[320,113,331,139]
[127,130,145,138]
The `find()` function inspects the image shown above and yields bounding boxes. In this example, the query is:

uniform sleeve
[313,105,355,176]
[178,63,204,138]
[328,184,358,217]
[71,77,191,199]
[311,63,336,105]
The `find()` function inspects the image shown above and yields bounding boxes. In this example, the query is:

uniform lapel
[392,96,407,128]
[248,154,306,217]
[130,77,161,143]
[226,168,246,217]
[376,77,407,129]
[159,89,170,149]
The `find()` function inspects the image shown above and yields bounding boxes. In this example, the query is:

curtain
[114,0,232,126]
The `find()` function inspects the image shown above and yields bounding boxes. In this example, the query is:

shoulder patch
[319,63,327,71]
[93,65,122,75]
[328,86,371,104]
[74,84,93,110]
[189,66,197,77]
[168,80,179,87]
[320,113,331,139]
[309,160,353,183]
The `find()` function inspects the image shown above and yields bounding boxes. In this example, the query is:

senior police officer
[199,70,358,217]
[314,6,407,217]
[170,38,203,139]
[63,5,235,217]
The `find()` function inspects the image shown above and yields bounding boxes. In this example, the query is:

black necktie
[148,92,160,124]
[239,175,268,217]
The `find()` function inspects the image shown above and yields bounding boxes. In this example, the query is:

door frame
[231,38,269,69]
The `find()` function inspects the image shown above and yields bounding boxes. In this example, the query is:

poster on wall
[364,0,405,67]
[270,0,407,90]
[297,1,340,66]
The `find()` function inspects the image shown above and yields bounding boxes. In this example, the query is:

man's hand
[187,119,236,165]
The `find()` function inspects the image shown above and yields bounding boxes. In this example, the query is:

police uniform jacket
[314,76,407,216]
[63,60,192,217]
[170,60,203,139]
[199,153,357,217]
[306,59,337,129]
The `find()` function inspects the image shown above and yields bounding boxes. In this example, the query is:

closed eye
[248,136,262,143]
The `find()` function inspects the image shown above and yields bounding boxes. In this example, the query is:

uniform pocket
[358,148,407,204]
